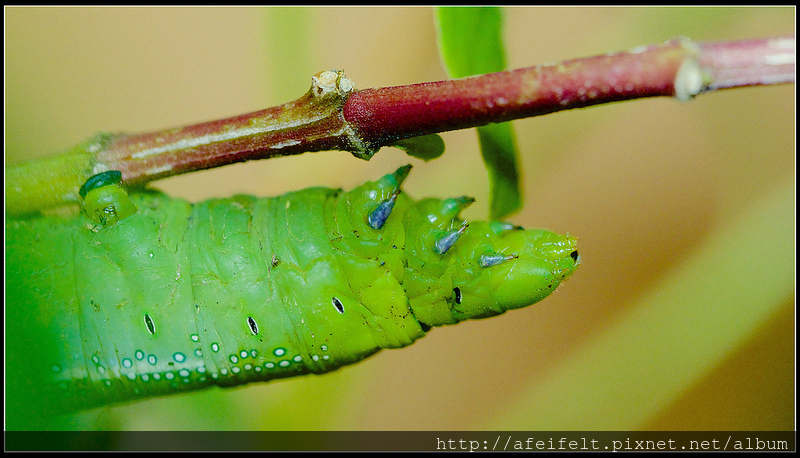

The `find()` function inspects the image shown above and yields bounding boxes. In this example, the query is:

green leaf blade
[477,123,521,219]
[435,7,507,77]
[435,6,521,219]
[391,133,446,161]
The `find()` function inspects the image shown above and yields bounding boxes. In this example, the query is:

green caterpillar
[5,166,578,423]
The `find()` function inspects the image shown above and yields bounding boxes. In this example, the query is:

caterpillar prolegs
[5,166,579,422]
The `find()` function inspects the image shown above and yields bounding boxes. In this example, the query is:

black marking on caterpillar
[144,314,156,335]
[332,297,345,314]
[247,317,259,335]
[453,287,462,305]
[5,166,579,419]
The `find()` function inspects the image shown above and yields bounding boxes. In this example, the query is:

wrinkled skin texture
[5,167,578,429]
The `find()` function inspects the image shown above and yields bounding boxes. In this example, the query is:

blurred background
[5,7,794,434]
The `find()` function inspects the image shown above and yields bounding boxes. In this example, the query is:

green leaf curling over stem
[434,7,522,219]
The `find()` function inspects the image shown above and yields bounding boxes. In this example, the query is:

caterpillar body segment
[5,166,579,422]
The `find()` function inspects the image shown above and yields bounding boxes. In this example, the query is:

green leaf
[390,133,445,161]
[476,123,522,220]
[434,6,521,219]
[434,7,506,77]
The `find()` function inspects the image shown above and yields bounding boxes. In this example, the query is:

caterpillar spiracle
[5,166,579,422]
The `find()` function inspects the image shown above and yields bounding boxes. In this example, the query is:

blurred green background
[5,7,794,432]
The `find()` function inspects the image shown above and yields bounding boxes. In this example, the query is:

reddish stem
[97,70,364,187]
[92,36,793,188]
[7,35,795,215]
[695,36,796,90]
[345,39,686,148]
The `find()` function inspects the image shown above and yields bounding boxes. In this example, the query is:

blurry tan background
[5,6,794,432]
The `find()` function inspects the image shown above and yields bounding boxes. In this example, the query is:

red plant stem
[95,70,365,187]
[6,35,794,216]
[346,39,687,148]
[92,36,793,188]
[346,36,796,148]
[695,36,796,90]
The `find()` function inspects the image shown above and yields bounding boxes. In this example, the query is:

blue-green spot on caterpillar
[78,170,122,199]
[5,165,579,423]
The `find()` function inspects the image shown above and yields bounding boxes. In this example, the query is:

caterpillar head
[346,166,579,328]
[403,202,579,327]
